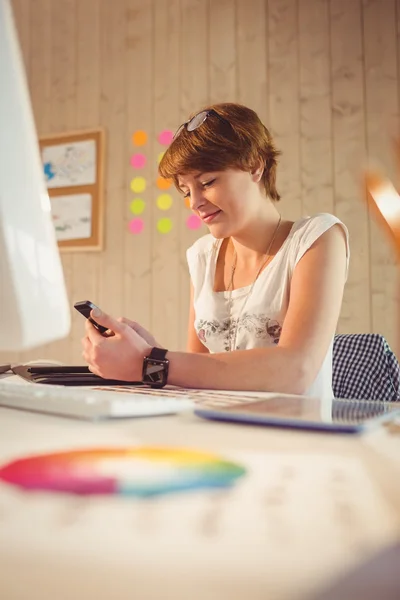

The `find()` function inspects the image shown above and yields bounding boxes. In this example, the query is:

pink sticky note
[128,218,144,234]
[158,130,174,146]
[186,214,202,230]
[130,153,146,169]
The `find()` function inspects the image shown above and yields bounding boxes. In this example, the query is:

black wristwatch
[142,347,169,388]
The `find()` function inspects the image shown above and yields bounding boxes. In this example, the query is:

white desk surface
[0,388,399,600]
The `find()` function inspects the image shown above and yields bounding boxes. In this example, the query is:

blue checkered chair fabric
[333,333,400,401]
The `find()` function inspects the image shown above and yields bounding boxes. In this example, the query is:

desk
[0,402,399,600]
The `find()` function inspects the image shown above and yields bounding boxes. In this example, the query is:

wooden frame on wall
[39,128,105,251]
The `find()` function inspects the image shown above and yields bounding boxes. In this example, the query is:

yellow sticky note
[130,177,146,194]
[156,194,173,211]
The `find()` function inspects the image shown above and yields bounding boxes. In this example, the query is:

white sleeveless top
[186,213,350,400]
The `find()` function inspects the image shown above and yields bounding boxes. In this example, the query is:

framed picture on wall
[39,128,105,251]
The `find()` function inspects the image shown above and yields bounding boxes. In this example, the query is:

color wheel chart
[128,128,203,235]
[0,447,246,498]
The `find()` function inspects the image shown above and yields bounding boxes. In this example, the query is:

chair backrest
[333,333,400,401]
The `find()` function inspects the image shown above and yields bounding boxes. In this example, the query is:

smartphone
[73,300,109,335]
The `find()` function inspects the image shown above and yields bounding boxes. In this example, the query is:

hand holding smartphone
[74,300,110,335]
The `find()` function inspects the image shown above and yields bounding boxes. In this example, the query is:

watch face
[144,359,167,386]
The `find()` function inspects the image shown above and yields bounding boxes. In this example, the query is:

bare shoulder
[292,214,349,268]
[312,222,348,250]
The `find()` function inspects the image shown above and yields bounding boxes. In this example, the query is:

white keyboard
[0,381,194,420]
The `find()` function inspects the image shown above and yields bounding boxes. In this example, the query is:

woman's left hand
[82,309,152,381]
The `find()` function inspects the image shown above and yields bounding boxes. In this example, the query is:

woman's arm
[166,224,347,394]
[83,225,347,394]
[187,282,210,353]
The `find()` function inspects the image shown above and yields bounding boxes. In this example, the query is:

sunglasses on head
[173,109,231,139]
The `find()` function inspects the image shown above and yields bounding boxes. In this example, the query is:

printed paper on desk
[0,451,397,600]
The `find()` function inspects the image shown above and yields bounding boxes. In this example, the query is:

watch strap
[148,347,168,361]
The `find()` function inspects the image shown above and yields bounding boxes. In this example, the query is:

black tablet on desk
[194,394,400,433]
[11,364,143,387]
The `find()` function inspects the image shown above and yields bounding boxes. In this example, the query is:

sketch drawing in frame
[39,128,105,251]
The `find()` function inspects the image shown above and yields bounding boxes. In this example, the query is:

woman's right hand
[117,318,163,349]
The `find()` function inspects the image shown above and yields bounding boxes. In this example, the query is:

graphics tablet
[194,394,400,433]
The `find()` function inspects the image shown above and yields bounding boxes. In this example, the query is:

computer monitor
[0,0,70,352]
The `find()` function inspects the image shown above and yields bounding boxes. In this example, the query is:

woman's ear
[251,162,264,183]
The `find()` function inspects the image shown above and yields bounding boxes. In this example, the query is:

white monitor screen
[0,0,70,352]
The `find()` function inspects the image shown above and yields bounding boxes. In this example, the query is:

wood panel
[299,0,334,217]
[236,0,268,119]
[70,0,101,362]
[30,0,51,134]
[10,0,30,75]
[398,0,400,171]
[123,0,154,339]
[330,0,370,335]
[268,0,302,222]
[97,0,127,322]
[2,0,400,366]
[179,0,209,351]
[152,0,181,350]
[209,0,237,103]
[45,0,76,363]
[363,0,399,351]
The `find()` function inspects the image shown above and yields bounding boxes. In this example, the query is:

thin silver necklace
[226,215,282,352]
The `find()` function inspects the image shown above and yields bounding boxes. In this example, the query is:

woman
[82,103,349,399]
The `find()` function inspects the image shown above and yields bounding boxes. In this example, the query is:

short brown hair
[159,102,281,201]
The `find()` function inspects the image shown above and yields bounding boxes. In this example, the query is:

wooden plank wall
[3,0,400,365]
